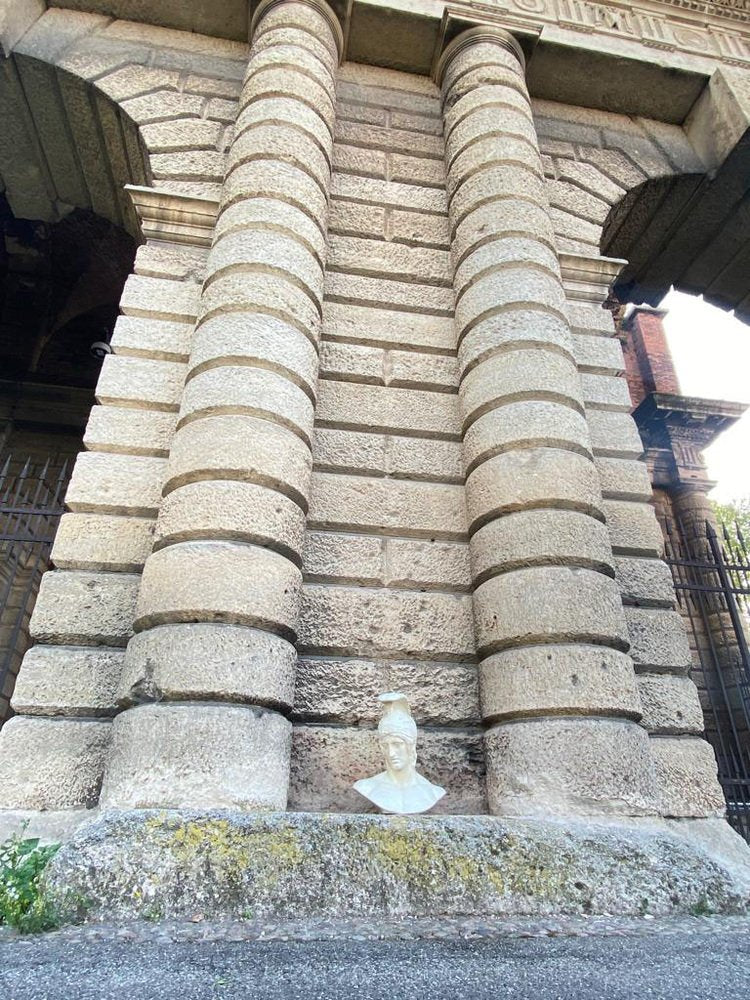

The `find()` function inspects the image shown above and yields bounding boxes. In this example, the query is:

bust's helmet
[377,692,417,743]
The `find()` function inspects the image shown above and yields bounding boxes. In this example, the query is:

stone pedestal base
[43,811,750,923]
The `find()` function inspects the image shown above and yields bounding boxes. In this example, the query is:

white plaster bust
[353,692,445,815]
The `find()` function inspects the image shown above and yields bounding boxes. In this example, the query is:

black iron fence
[660,512,750,842]
[0,453,70,725]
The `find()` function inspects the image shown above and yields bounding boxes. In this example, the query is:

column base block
[41,810,750,923]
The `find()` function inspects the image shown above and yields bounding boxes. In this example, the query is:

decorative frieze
[447,0,750,67]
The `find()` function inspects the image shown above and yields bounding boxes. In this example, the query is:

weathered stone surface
[65,452,167,516]
[595,457,652,501]
[189,313,318,398]
[120,274,200,323]
[580,373,632,411]
[10,645,122,717]
[290,724,486,815]
[100,704,291,810]
[390,209,450,249]
[323,301,455,353]
[603,500,663,556]
[325,272,453,315]
[331,174,447,215]
[312,428,388,477]
[140,118,222,152]
[29,571,140,646]
[156,480,306,557]
[294,657,480,726]
[470,509,613,582]
[96,355,185,411]
[480,645,640,722]
[473,567,628,655]
[455,269,566,336]
[650,737,726,818]
[110,315,193,361]
[572,333,624,374]
[51,512,155,571]
[164,414,311,505]
[179,365,314,442]
[389,350,458,391]
[625,607,692,673]
[302,531,383,585]
[615,556,676,607]
[460,349,581,428]
[457,308,573,380]
[587,410,644,459]
[386,538,471,591]
[466,448,603,531]
[308,473,467,538]
[0,717,111,810]
[199,269,321,340]
[43,811,750,923]
[214,195,327,264]
[637,673,704,734]
[299,585,475,660]
[134,541,302,637]
[463,399,590,473]
[316,381,460,438]
[485,718,658,816]
[119,623,296,710]
[388,436,464,484]
[328,235,450,284]
[84,406,177,457]
[209,227,325,305]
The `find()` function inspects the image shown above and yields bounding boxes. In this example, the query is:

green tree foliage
[712,497,750,541]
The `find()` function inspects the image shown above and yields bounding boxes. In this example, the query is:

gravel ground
[1,915,749,1000]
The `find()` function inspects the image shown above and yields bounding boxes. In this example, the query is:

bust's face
[380,735,413,774]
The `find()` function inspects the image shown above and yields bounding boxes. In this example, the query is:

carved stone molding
[126,186,219,248]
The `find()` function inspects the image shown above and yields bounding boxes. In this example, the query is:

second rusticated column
[438,28,658,816]
[99,0,342,810]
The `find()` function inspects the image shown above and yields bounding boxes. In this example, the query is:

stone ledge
[43,810,750,923]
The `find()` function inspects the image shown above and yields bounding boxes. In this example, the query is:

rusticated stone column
[100,0,342,810]
[438,28,658,817]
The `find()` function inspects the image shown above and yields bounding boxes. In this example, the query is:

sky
[659,289,750,504]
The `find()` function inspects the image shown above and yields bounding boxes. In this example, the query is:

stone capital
[249,0,344,61]
[434,22,527,87]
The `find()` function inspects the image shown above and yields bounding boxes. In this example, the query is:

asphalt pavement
[1,917,749,1000]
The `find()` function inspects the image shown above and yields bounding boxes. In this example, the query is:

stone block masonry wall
[7,8,247,232]
[0,242,200,812]
[529,99,706,257]
[566,287,724,818]
[526,96,724,818]
[292,62,485,815]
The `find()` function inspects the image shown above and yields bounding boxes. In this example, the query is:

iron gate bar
[659,510,750,843]
[0,453,70,726]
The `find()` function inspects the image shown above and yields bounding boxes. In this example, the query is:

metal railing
[660,512,750,842]
[0,453,70,725]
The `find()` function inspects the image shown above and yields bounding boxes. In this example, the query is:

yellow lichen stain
[145,817,305,891]
[358,823,567,902]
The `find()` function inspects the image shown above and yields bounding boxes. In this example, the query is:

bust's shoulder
[353,773,388,794]
[413,773,446,808]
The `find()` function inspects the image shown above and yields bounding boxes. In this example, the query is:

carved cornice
[633,391,748,453]
[558,252,628,303]
[663,0,750,19]
[126,186,218,247]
